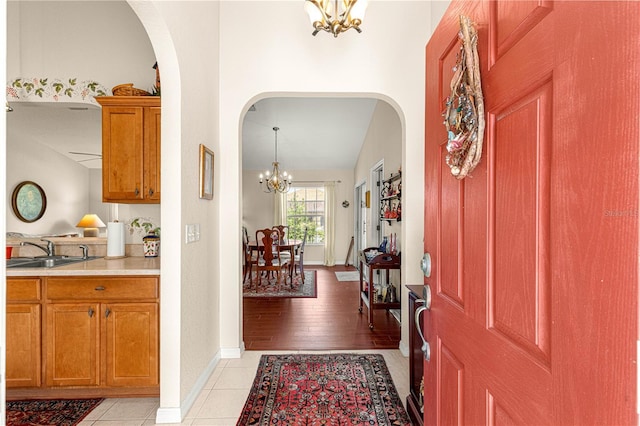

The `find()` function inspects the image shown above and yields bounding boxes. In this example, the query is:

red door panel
[424,1,638,424]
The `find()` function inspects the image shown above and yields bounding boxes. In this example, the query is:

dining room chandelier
[259,127,292,194]
[304,0,368,37]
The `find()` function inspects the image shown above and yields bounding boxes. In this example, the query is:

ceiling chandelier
[259,127,292,194]
[304,0,368,37]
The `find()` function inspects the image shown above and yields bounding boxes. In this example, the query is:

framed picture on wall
[199,144,214,200]
[11,181,47,223]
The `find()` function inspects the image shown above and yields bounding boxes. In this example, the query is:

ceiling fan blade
[69,151,102,157]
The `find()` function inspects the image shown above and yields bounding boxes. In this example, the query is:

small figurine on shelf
[378,236,388,253]
[389,233,397,255]
[390,206,398,219]
[397,202,402,221]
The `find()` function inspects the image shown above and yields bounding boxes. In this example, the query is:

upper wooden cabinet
[96,96,160,203]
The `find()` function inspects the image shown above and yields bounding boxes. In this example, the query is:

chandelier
[259,127,292,194]
[304,0,368,37]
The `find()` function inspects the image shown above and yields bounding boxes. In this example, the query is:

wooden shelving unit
[358,248,401,329]
[380,172,401,223]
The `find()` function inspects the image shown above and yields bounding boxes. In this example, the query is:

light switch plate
[186,224,201,244]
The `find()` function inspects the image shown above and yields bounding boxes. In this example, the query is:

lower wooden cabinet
[104,303,159,387]
[45,303,100,387]
[7,275,159,396]
[45,277,159,389]
[7,278,42,388]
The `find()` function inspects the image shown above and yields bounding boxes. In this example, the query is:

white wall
[6,137,89,235]
[354,99,403,249]
[243,169,355,264]
[219,1,432,361]
[129,1,222,418]
[7,0,157,91]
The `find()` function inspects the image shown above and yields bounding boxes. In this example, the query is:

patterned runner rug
[237,353,411,425]
[243,270,317,298]
[7,398,104,426]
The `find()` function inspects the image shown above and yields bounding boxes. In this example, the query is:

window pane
[285,185,325,244]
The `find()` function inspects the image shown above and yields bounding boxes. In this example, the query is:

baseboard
[155,407,182,424]
[399,339,409,357]
[155,351,221,424]
[221,344,243,358]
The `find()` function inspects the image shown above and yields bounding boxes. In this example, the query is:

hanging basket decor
[443,15,485,179]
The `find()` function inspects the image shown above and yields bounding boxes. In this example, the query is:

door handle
[415,304,431,361]
[421,252,432,277]
[422,284,432,310]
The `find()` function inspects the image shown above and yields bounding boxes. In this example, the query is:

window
[286,186,325,244]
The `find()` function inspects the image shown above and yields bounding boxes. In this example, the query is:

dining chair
[272,224,291,262]
[255,228,291,287]
[293,228,308,282]
[272,225,289,244]
[242,226,250,246]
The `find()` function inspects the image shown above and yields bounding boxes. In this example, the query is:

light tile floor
[79,349,409,425]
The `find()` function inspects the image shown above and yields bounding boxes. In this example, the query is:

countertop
[7,256,160,277]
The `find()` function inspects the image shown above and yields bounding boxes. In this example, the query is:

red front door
[424,1,639,424]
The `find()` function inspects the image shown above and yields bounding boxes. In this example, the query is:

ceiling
[7,101,103,168]
[7,96,378,171]
[243,97,378,171]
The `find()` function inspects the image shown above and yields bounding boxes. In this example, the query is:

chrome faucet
[79,245,89,260]
[20,239,55,257]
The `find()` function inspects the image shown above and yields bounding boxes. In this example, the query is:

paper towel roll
[107,222,126,257]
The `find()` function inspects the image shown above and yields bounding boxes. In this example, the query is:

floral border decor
[6,77,110,106]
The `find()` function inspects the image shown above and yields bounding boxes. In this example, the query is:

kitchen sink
[7,255,102,268]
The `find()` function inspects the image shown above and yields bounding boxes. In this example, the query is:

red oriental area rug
[6,398,103,426]
[237,353,411,425]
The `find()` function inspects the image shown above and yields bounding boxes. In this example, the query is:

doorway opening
[240,95,403,351]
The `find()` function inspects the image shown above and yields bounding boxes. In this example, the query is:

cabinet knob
[88,307,95,318]
[135,187,140,196]
[95,286,105,291]
[149,188,154,196]
[105,307,111,318]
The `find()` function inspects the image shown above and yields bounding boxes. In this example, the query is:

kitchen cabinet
[45,276,159,388]
[96,96,161,203]
[6,278,41,388]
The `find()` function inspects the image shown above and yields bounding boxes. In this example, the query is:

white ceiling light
[304,0,368,37]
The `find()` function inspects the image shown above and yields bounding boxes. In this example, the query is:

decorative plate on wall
[11,181,47,223]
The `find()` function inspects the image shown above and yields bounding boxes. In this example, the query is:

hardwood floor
[243,265,401,350]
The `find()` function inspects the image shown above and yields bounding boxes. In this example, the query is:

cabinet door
[6,304,41,388]
[102,106,145,202]
[104,303,159,387]
[46,303,100,387]
[144,106,161,201]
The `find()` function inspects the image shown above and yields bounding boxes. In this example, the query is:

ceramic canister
[143,232,160,257]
